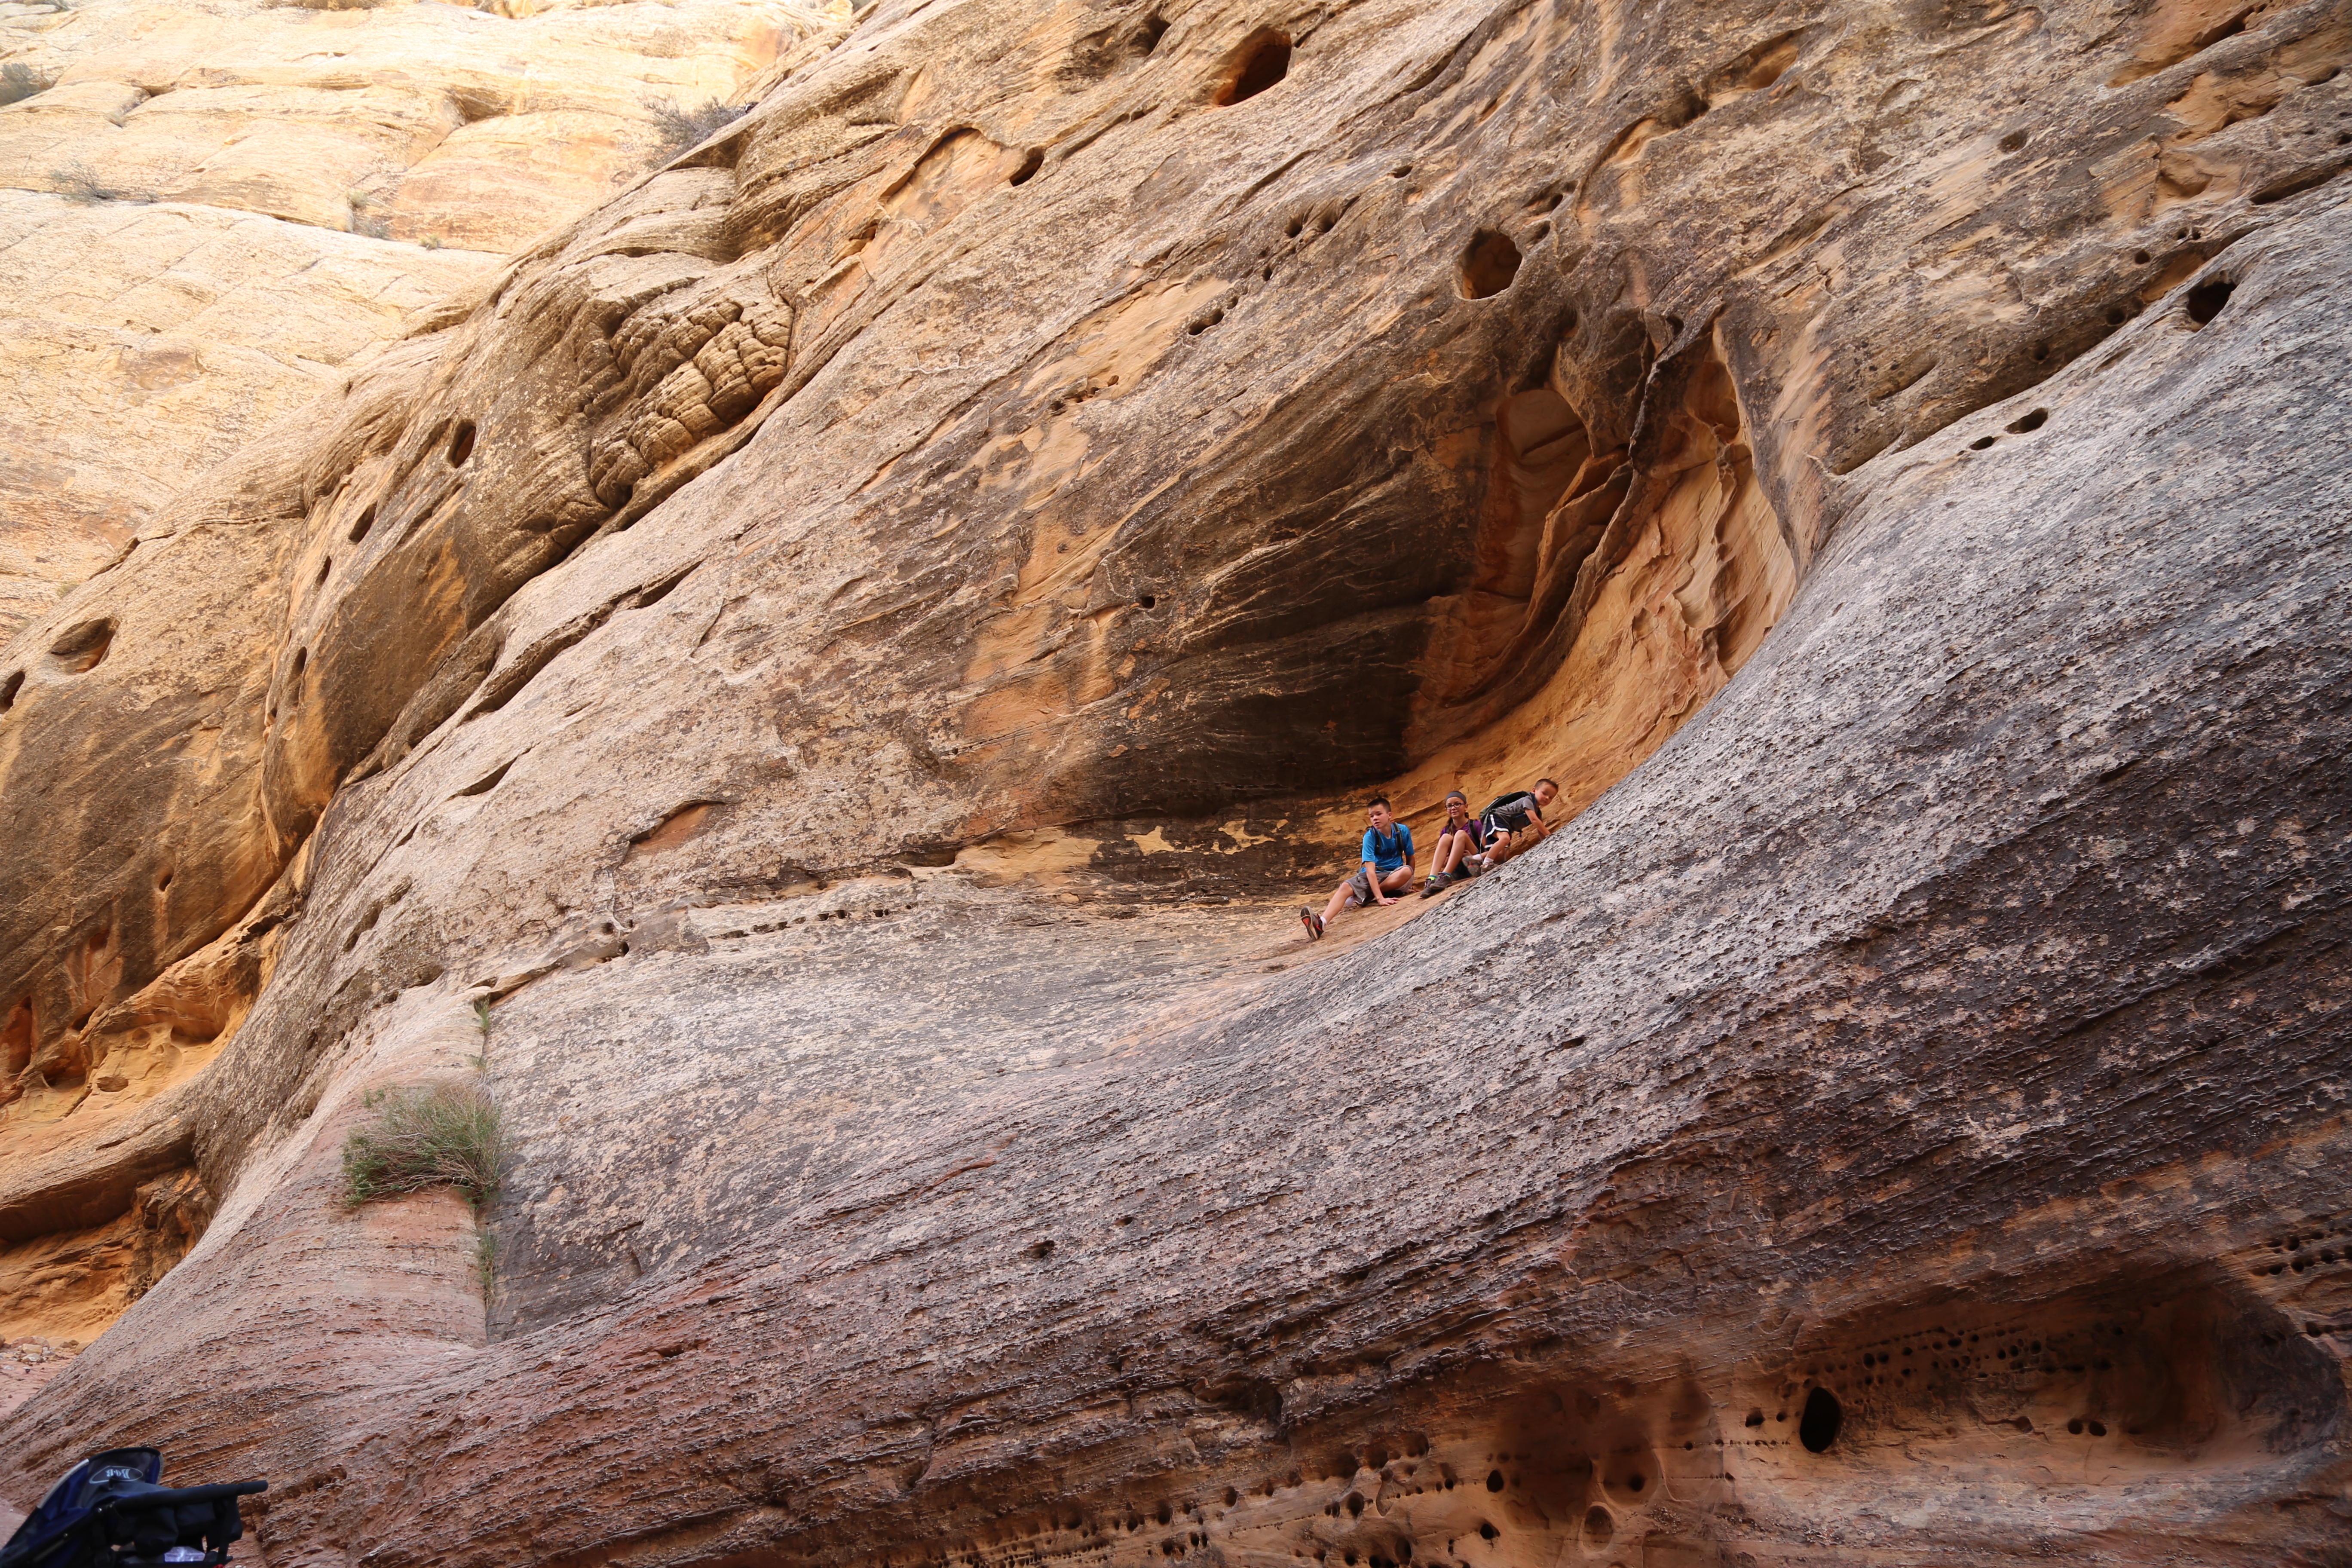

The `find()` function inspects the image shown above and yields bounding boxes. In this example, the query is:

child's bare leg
[1322,879,1354,925]
[1434,835,1467,876]
[1379,865,1413,898]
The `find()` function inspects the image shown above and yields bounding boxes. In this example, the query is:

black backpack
[1479,791,1538,832]
[0,1449,266,1568]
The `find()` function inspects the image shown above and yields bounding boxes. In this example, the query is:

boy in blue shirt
[1300,796,1415,940]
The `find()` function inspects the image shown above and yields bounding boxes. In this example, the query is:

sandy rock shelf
[0,0,2347,1562]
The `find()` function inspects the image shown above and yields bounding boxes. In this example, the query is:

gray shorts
[1347,865,1398,901]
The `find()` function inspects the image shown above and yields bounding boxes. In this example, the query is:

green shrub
[341,1081,505,1209]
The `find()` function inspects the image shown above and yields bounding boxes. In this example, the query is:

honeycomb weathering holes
[1215,30,1290,106]
[1459,230,1522,299]
[1799,1387,1843,1452]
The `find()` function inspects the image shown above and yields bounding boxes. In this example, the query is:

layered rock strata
[0,0,847,631]
[1,0,2349,1563]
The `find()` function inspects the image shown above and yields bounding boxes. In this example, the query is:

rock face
[2,0,2349,1563]
[0,0,847,632]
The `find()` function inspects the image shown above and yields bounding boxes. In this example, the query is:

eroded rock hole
[2006,408,2049,433]
[0,671,20,714]
[1999,129,2028,153]
[1476,1524,1497,1542]
[1009,148,1044,186]
[453,760,512,799]
[1458,231,1522,299]
[49,618,116,674]
[2186,277,2235,325]
[1130,14,1169,57]
[1216,31,1290,106]
[1799,1387,1842,1452]
[447,420,477,466]
[288,647,309,707]
[1969,435,1996,450]
[1485,1470,1503,1492]
[349,505,377,544]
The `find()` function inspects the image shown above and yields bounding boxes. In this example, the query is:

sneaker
[1420,873,1449,897]
[1459,854,1485,878]
[1298,908,1325,940]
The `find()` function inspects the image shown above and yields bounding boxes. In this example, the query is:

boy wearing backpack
[1421,790,1491,895]
[1299,796,1415,940]
[1474,779,1559,870]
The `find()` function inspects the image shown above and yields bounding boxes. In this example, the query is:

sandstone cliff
[2,0,2349,1563]
[0,0,847,631]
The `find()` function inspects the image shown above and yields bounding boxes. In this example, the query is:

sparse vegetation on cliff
[341,1081,505,1210]
[49,161,144,204]
[647,97,748,163]
[2,62,52,105]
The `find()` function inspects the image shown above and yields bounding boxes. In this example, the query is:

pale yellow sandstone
[0,0,850,631]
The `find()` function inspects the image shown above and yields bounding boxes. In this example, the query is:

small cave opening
[1216,30,1291,106]
[1127,13,1169,58]
[2186,277,2235,326]
[48,618,117,675]
[447,420,477,467]
[1009,148,1044,186]
[1580,1506,1612,1545]
[1799,1387,1843,1452]
[2005,408,2049,433]
[1459,230,1523,299]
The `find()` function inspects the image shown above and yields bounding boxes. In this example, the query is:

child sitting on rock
[1300,796,1415,940]
[1475,779,1559,870]
[1421,790,1491,895]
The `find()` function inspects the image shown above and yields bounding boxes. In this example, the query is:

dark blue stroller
[0,1450,266,1568]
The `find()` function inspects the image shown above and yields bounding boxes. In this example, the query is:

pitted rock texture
[0,0,2349,1564]
[0,0,847,632]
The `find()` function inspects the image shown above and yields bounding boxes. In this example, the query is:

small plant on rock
[3,62,53,106]
[646,97,749,163]
[341,1080,505,1210]
[50,161,136,204]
